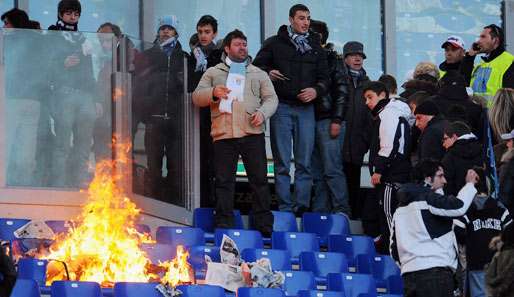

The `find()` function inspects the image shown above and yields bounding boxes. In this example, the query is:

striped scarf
[287,25,312,54]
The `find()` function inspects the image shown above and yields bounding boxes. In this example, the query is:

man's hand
[297,88,317,103]
[269,70,289,81]
[329,122,341,138]
[250,111,265,127]
[371,173,382,186]
[64,54,80,68]
[213,85,231,99]
[465,169,479,185]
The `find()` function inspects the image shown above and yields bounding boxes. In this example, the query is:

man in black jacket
[0,245,16,297]
[414,100,448,162]
[339,41,372,218]
[442,121,484,196]
[309,20,350,215]
[47,0,99,188]
[134,16,186,203]
[253,4,329,215]
[438,35,466,79]
[188,15,223,207]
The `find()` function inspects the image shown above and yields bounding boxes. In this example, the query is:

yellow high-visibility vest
[470,51,514,105]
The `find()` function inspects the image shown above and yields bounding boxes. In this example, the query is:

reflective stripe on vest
[470,51,514,104]
[439,69,447,79]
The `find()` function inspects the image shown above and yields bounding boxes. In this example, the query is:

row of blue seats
[12,277,403,297]
[1,210,350,245]
[17,252,402,295]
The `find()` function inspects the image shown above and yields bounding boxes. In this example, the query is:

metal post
[382,0,396,76]
[504,0,514,54]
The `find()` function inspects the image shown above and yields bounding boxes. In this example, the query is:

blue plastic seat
[272,232,319,264]
[237,287,285,297]
[241,248,292,271]
[327,273,377,297]
[282,270,316,297]
[357,255,401,293]
[0,218,30,241]
[10,279,41,297]
[298,290,346,297]
[302,213,350,246]
[300,251,349,284]
[51,281,103,297]
[387,274,404,295]
[189,245,221,280]
[140,243,176,264]
[175,284,226,297]
[17,258,49,287]
[272,211,298,232]
[193,208,244,233]
[328,235,375,268]
[156,226,205,247]
[113,282,162,297]
[214,229,263,251]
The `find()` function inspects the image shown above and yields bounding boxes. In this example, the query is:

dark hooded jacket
[417,115,448,162]
[442,137,484,196]
[314,48,346,123]
[399,78,438,99]
[253,25,329,105]
[432,73,484,139]
[133,40,187,122]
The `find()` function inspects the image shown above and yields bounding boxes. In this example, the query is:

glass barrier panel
[128,36,198,209]
[1,28,114,189]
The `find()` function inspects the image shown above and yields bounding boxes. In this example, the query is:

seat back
[113,282,162,297]
[193,208,243,233]
[272,232,319,258]
[214,229,263,251]
[327,273,377,297]
[302,213,350,243]
[297,290,346,297]
[45,220,72,235]
[241,248,292,271]
[189,245,221,273]
[328,235,375,260]
[156,226,205,246]
[175,284,226,297]
[272,211,298,232]
[17,258,49,287]
[10,279,41,297]
[50,281,103,297]
[0,218,30,241]
[140,243,176,264]
[237,287,285,297]
[282,270,316,297]
[299,252,348,277]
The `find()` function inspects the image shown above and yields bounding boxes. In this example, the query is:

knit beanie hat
[414,100,440,116]
[157,15,178,33]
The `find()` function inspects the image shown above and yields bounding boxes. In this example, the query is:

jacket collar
[482,46,506,62]
[371,98,390,118]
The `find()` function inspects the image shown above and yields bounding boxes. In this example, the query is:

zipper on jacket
[164,55,170,119]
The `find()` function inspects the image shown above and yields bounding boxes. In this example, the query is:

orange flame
[43,142,193,287]
[161,245,194,287]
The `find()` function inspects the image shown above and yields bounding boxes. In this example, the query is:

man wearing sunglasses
[463,24,514,103]
[390,159,479,297]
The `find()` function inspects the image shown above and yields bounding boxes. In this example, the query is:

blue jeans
[468,270,486,297]
[270,102,315,212]
[50,88,96,188]
[312,119,350,215]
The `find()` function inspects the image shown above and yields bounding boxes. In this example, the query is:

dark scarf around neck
[371,98,390,118]
[54,18,78,31]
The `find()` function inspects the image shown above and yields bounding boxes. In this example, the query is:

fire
[161,245,194,287]
[43,142,193,287]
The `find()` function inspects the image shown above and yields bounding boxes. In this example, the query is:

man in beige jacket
[193,29,278,236]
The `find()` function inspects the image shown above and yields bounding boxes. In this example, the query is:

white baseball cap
[501,129,514,140]
[441,35,465,50]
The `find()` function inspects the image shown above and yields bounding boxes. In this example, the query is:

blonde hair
[489,88,514,139]
[413,62,439,80]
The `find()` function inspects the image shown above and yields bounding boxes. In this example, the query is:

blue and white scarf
[160,36,177,57]
[287,25,312,54]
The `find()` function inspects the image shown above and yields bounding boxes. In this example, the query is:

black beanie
[414,100,440,116]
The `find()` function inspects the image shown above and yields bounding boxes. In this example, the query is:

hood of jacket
[386,97,412,119]
[448,137,482,160]
[400,78,438,98]
[396,183,433,206]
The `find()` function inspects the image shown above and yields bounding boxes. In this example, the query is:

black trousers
[344,162,363,218]
[376,182,400,254]
[144,117,181,203]
[213,134,273,233]
[403,267,455,297]
[199,107,215,207]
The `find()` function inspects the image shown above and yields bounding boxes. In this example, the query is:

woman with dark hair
[1,8,30,29]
